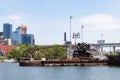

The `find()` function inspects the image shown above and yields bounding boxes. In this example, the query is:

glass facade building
[11,28,22,45]
[3,23,12,38]
[21,34,34,45]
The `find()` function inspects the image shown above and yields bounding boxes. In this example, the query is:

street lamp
[70,16,73,44]
[67,16,73,59]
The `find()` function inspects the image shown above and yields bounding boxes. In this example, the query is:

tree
[44,45,67,60]
[51,45,67,59]
[34,51,45,60]
[18,44,33,54]
[33,45,67,60]
[8,49,23,59]
[7,44,67,60]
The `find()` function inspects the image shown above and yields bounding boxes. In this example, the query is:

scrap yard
[19,42,108,66]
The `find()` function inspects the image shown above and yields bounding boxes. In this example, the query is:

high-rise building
[11,28,22,45]
[0,32,3,39]
[21,34,34,45]
[3,23,12,39]
[18,25,27,34]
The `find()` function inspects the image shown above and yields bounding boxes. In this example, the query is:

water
[0,63,120,80]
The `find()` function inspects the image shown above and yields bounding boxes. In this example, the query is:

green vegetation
[7,44,67,60]
[34,45,67,60]
[104,52,119,58]
[8,49,22,59]
[0,56,6,61]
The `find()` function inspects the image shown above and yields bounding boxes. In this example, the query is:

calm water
[0,63,120,80]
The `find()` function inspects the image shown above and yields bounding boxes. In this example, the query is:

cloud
[80,14,120,30]
[0,15,28,30]
[1,15,22,20]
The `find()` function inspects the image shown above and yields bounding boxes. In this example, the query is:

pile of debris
[73,42,91,57]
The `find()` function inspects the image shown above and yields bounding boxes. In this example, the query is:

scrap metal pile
[73,42,91,57]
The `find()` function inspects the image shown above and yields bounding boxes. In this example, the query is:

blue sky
[0,0,120,45]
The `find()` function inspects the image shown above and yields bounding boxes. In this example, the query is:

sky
[0,0,120,45]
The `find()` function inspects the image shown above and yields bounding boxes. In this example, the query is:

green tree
[51,45,67,59]
[34,51,45,60]
[8,49,23,59]
[7,44,67,60]
[18,44,33,53]
[33,45,67,60]
[0,56,6,61]
[44,45,67,60]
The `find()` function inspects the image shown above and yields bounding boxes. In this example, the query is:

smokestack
[64,32,66,42]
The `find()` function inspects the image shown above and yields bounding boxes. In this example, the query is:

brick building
[0,44,17,55]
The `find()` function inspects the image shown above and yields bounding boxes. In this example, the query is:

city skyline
[2,23,34,45]
[1,0,120,45]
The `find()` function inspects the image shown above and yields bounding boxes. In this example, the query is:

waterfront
[0,63,119,80]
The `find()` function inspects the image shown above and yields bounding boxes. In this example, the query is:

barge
[19,42,108,66]
[19,58,108,66]
[108,55,120,66]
